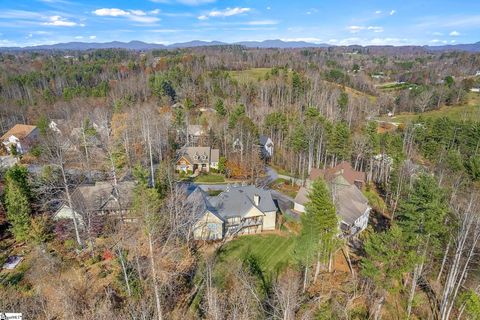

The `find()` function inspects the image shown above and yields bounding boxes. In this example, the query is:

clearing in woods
[379,92,480,123]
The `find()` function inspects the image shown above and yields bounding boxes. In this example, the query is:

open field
[229,67,273,83]
[379,92,480,123]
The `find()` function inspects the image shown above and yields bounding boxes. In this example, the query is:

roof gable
[1,124,37,141]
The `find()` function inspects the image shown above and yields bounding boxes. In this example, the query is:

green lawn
[194,174,225,183]
[229,67,273,84]
[216,234,295,275]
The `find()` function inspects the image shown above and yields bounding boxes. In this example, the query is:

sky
[0,0,479,47]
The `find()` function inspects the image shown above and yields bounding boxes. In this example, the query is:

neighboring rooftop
[259,135,270,146]
[1,124,37,140]
[69,181,135,213]
[177,146,219,164]
[309,161,365,185]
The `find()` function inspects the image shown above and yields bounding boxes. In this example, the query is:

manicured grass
[378,92,480,123]
[194,174,225,183]
[229,67,273,83]
[216,234,295,275]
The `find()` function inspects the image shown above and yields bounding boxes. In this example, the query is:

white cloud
[389,10,396,16]
[150,0,216,5]
[93,8,160,24]
[449,30,460,36]
[432,32,443,36]
[198,7,250,20]
[89,35,96,39]
[375,10,382,14]
[451,40,456,43]
[367,26,384,33]
[93,8,129,17]
[130,10,147,16]
[348,25,383,33]
[43,15,80,27]
[348,25,364,33]
[75,35,83,39]
[266,6,271,10]
[430,39,448,44]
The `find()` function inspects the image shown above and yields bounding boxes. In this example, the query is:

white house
[190,185,278,240]
[470,88,480,93]
[1,124,39,155]
[259,136,274,159]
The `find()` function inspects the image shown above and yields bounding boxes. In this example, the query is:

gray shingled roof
[195,185,277,219]
[294,187,309,205]
[294,175,369,226]
[334,184,369,225]
[259,135,269,146]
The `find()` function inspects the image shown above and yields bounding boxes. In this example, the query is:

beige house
[190,185,277,240]
[176,146,219,173]
[1,124,39,154]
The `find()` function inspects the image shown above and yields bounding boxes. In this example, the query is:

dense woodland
[1,46,480,319]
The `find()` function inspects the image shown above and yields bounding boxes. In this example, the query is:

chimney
[253,194,260,206]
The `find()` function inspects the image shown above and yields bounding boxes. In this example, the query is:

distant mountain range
[1,39,479,52]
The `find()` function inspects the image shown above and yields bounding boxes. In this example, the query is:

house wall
[293,202,305,213]
[353,207,370,232]
[176,159,193,173]
[264,138,274,156]
[193,211,224,240]
[263,210,277,230]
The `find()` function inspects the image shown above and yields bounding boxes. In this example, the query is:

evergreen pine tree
[5,182,31,242]
[296,178,339,288]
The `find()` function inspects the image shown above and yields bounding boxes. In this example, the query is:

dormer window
[193,153,199,160]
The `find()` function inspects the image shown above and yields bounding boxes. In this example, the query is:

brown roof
[1,124,37,140]
[71,181,135,213]
[309,161,365,185]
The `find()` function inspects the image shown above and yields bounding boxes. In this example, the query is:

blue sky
[0,0,479,47]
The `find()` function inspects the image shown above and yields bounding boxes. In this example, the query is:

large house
[308,161,366,189]
[259,136,274,159]
[190,185,277,240]
[176,146,219,174]
[294,162,370,236]
[1,124,39,155]
[54,181,135,226]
